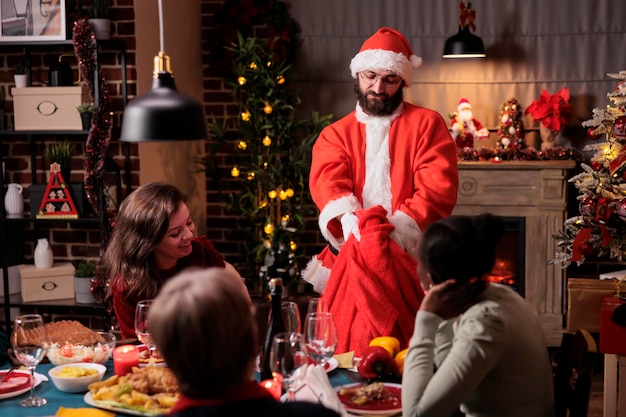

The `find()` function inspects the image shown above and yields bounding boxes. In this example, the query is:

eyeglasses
[359,71,402,87]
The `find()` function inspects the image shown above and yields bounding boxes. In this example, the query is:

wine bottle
[261,278,286,380]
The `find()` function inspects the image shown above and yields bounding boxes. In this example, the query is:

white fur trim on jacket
[389,210,422,260]
[301,256,331,294]
[319,194,362,250]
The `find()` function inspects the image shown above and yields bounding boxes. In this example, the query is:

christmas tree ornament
[579,197,596,216]
[614,115,626,139]
[616,198,626,221]
[587,127,601,140]
[590,161,603,171]
[577,241,595,257]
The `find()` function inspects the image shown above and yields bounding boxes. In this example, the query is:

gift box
[600,296,626,355]
[567,278,623,333]
[20,263,75,302]
[12,86,89,131]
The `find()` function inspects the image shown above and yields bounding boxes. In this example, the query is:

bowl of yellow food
[47,331,116,366]
[48,363,107,393]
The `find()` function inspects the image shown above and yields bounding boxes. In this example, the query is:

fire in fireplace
[485,217,525,296]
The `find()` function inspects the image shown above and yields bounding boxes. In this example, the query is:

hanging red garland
[72,18,115,305]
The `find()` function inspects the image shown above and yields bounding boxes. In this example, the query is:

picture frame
[0,0,66,42]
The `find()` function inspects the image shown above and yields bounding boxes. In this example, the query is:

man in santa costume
[450,98,490,149]
[302,28,458,353]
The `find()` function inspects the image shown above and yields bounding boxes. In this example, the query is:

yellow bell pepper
[369,336,401,357]
[395,348,408,375]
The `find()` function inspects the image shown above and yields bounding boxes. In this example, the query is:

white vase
[88,18,111,40]
[34,238,53,269]
[14,74,27,88]
[74,277,96,304]
[4,183,23,216]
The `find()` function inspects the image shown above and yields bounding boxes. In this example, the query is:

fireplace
[452,160,576,346]
[486,216,525,297]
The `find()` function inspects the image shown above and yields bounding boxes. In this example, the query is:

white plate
[84,392,161,416]
[335,382,402,416]
[0,370,44,401]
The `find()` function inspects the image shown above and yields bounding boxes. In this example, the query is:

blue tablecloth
[0,360,118,417]
[0,361,359,416]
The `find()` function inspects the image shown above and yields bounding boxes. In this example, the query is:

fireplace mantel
[453,160,576,347]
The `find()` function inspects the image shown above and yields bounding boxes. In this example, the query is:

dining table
[0,359,363,417]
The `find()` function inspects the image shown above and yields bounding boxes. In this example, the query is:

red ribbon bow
[458,1,477,32]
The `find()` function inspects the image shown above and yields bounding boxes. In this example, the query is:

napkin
[292,364,349,417]
[333,351,355,369]
[56,407,116,417]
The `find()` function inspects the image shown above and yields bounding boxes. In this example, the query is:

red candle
[113,345,139,376]
[259,374,283,400]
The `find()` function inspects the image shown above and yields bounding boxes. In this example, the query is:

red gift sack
[600,296,626,355]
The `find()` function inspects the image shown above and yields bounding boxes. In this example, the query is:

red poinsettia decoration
[525,87,573,131]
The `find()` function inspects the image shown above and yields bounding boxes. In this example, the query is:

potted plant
[88,0,111,40]
[73,259,98,304]
[77,102,96,130]
[14,61,27,88]
[43,139,76,183]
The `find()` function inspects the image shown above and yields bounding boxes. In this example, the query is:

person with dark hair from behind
[402,214,555,417]
[148,267,341,417]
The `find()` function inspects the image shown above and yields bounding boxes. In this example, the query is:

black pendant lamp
[443,1,486,59]
[120,0,208,142]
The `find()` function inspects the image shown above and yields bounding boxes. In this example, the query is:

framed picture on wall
[0,0,66,42]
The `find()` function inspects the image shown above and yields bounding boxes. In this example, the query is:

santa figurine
[450,98,489,149]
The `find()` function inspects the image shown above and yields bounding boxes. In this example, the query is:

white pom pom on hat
[457,98,472,111]
[350,27,422,86]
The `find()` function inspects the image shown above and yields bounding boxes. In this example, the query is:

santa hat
[457,98,472,111]
[350,27,422,86]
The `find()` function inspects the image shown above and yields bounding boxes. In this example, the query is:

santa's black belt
[329,244,339,255]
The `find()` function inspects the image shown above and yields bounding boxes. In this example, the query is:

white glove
[340,212,361,242]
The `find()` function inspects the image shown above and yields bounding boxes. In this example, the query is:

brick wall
[0,1,326,278]
[200,0,326,279]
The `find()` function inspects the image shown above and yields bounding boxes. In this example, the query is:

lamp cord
[158,0,164,52]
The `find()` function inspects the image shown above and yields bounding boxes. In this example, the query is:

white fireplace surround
[453,160,576,347]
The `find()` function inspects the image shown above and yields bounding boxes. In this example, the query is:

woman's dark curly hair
[418,214,504,285]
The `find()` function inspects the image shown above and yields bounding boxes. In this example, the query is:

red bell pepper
[357,346,397,379]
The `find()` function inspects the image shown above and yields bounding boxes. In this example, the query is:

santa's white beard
[458,109,473,122]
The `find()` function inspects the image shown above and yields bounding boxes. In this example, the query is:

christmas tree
[496,97,526,150]
[552,70,626,267]
[204,33,332,292]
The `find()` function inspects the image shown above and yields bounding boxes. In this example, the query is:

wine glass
[10,314,48,407]
[281,301,301,333]
[303,312,338,368]
[270,332,308,402]
[306,297,329,317]
[134,299,157,366]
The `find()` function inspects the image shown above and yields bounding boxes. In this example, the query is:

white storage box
[12,86,89,131]
[20,262,75,302]
[0,264,22,296]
